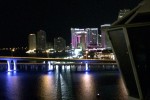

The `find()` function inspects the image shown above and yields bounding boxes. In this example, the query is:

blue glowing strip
[62,65,64,70]
[7,60,11,72]
[13,60,16,71]
[85,62,88,71]
[48,61,51,71]
[48,61,53,70]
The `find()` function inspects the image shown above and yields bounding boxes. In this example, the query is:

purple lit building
[71,28,98,50]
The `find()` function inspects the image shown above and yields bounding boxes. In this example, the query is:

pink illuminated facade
[71,28,98,50]
[71,28,87,50]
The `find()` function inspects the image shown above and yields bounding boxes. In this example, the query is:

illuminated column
[48,61,53,71]
[7,60,12,71]
[85,62,89,71]
[13,60,17,71]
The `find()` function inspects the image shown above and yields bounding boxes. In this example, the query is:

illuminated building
[26,34,36,54]
[54,37,66,52]
[86,28,99,48]
[101,24,111,49]
[36,30,47,51]
[28,34,36,50]
[118,9,130,19]
[71,28,99,50]
[71,28,86,50]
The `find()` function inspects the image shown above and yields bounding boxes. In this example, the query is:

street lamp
[85,50,88,59]
[46,49,49,58]
[11,48,15,56]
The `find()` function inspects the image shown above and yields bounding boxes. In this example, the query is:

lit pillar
[48,61,53,71]
[13,60,17,71]
[7,60,12,72]
[85,62,88,71]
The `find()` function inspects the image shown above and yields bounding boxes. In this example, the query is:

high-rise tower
[86,28,98,48]
[71,28,98,50]
[36,30,46,51]
[54,37,66,52]
[71,28,87,50]
[28,33,36,50]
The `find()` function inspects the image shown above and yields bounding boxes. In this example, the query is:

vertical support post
[85,62,88,71]
[7,60,12,72]
[48,61,53,71]
[13,60,17,71]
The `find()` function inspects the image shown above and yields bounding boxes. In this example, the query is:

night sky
[0,0,141,48]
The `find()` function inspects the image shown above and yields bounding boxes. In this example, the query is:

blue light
[48,61,53,71]
[48,61,51,71]
[48,71,52,75]
[7,71,11,75]
[7,60,11,72]
[85,62,88,71]
[13,71,17,74]
[7,71,17,76]
[13,60,17,71]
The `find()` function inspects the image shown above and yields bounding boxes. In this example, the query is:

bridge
[0,56,116,72]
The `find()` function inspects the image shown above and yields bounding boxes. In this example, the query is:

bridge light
[7,60,11,72]
[48,61,53,71]
[85,62,88,71]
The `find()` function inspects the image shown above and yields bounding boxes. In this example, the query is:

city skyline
[0,0,141,47]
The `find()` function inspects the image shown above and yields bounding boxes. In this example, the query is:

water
[0,69,128,100]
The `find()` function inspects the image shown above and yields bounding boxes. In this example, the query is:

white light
[85,62,88,71]
[13,60,17,71]
[48,61,53,71]
[7,60,11,72]
[101,24,111,27]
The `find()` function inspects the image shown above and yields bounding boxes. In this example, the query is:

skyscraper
[86,28,98,48]
[71,28,98,50]
[54,37,66,52]
[71,28,87,50]
[36,30,47,51]
[28,33,36,50]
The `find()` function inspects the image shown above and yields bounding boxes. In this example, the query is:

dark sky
[0,0,141,48]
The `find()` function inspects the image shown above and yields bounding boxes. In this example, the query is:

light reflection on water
[7,72,21,100]
[77,72,97,100]
[38,74,56,100]
[0,70,128,100]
